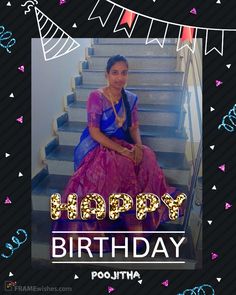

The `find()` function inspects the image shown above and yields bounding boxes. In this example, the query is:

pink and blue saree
[52,89,180,252]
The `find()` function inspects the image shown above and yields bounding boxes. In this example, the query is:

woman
[53,55,182,252]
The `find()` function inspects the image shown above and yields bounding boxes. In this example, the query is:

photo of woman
[52,54,184,252]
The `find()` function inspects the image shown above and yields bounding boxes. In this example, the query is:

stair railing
[177,40,203,231]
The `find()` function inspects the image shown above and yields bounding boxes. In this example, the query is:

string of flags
[88,0,233,56]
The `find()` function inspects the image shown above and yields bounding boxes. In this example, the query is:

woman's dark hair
[106,55,132,133]
[106,54,128,73]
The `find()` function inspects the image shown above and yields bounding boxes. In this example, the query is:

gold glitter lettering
[80,193,106,220]
[161,193,186,220]
[109,193,133,220]
[136,193,160,220]
[50,193,77,220]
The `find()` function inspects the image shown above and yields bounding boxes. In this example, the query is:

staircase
[32,38,195,268]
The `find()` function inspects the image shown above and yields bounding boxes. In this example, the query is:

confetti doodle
[225,202,232,210]
[16,116,23,124]
[177,284,215,295]
[4,196,12,204]
[215,80,223,87]
[21,0,38,14]
[211,252,218,260]
[161,279,169,287]
[0,25,16,53]
[218,164,225,172]
[218,104,236,132]
[108,286,115,293]
[1,229,28,259]
[18,65,24,72]
[190,8,197,15]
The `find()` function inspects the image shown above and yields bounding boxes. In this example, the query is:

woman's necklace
[107,88,126,128]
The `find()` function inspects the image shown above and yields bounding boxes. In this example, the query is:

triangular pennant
[205,29,224,56]
[6,1,11,6]
[113,9,138,38]
[212,185,217,190]
[9,272,14,277]
[35,7,80,61]
[88,0,115,27]
[207,220,213,225]
[210,107,215,112]
[216,0,221,4]
[146,19,169,48]
[72,23,77,28]
[9,93,14,98]
[74,274,79,279]
[216,278,222,282]
[177,26,198,53]
[226,64,231,69]
[5,153,10,158]
[210,145,215,150]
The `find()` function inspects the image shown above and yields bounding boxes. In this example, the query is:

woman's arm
[129,125,142,145]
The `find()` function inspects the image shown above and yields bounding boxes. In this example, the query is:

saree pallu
[52,90,182,252]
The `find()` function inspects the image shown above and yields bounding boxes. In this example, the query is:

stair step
[75,85,183,106]
[95,38,176,45]
[91,44,177,57]
[86,55,177,71]
[77,70,183,86]
[57,121,187,153]
[67,101,184,127]
[44,145,190,185]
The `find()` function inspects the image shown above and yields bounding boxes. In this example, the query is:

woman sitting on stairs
[52,54,185,253]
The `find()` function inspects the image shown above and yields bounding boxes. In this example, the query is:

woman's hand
[133,144,143,165]
[119,147,135,162]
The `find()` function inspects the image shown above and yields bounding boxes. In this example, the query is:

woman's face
[106,61,128,90]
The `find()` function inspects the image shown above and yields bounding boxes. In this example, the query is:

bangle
[119,147,127,154]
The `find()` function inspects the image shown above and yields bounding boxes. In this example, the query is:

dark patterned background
[0,0,235,294]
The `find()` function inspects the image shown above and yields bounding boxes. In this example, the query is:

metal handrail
[180,43,202,231]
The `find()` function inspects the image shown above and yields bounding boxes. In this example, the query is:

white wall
[32,38,92,178]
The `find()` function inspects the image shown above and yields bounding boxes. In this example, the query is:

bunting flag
[88,0,229,56]
[146,19,169,48]
[205,29,224,56]
[88,0,115,27]
[177,26,197,53]
[113,9,138,38]
[35,7,80,61]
